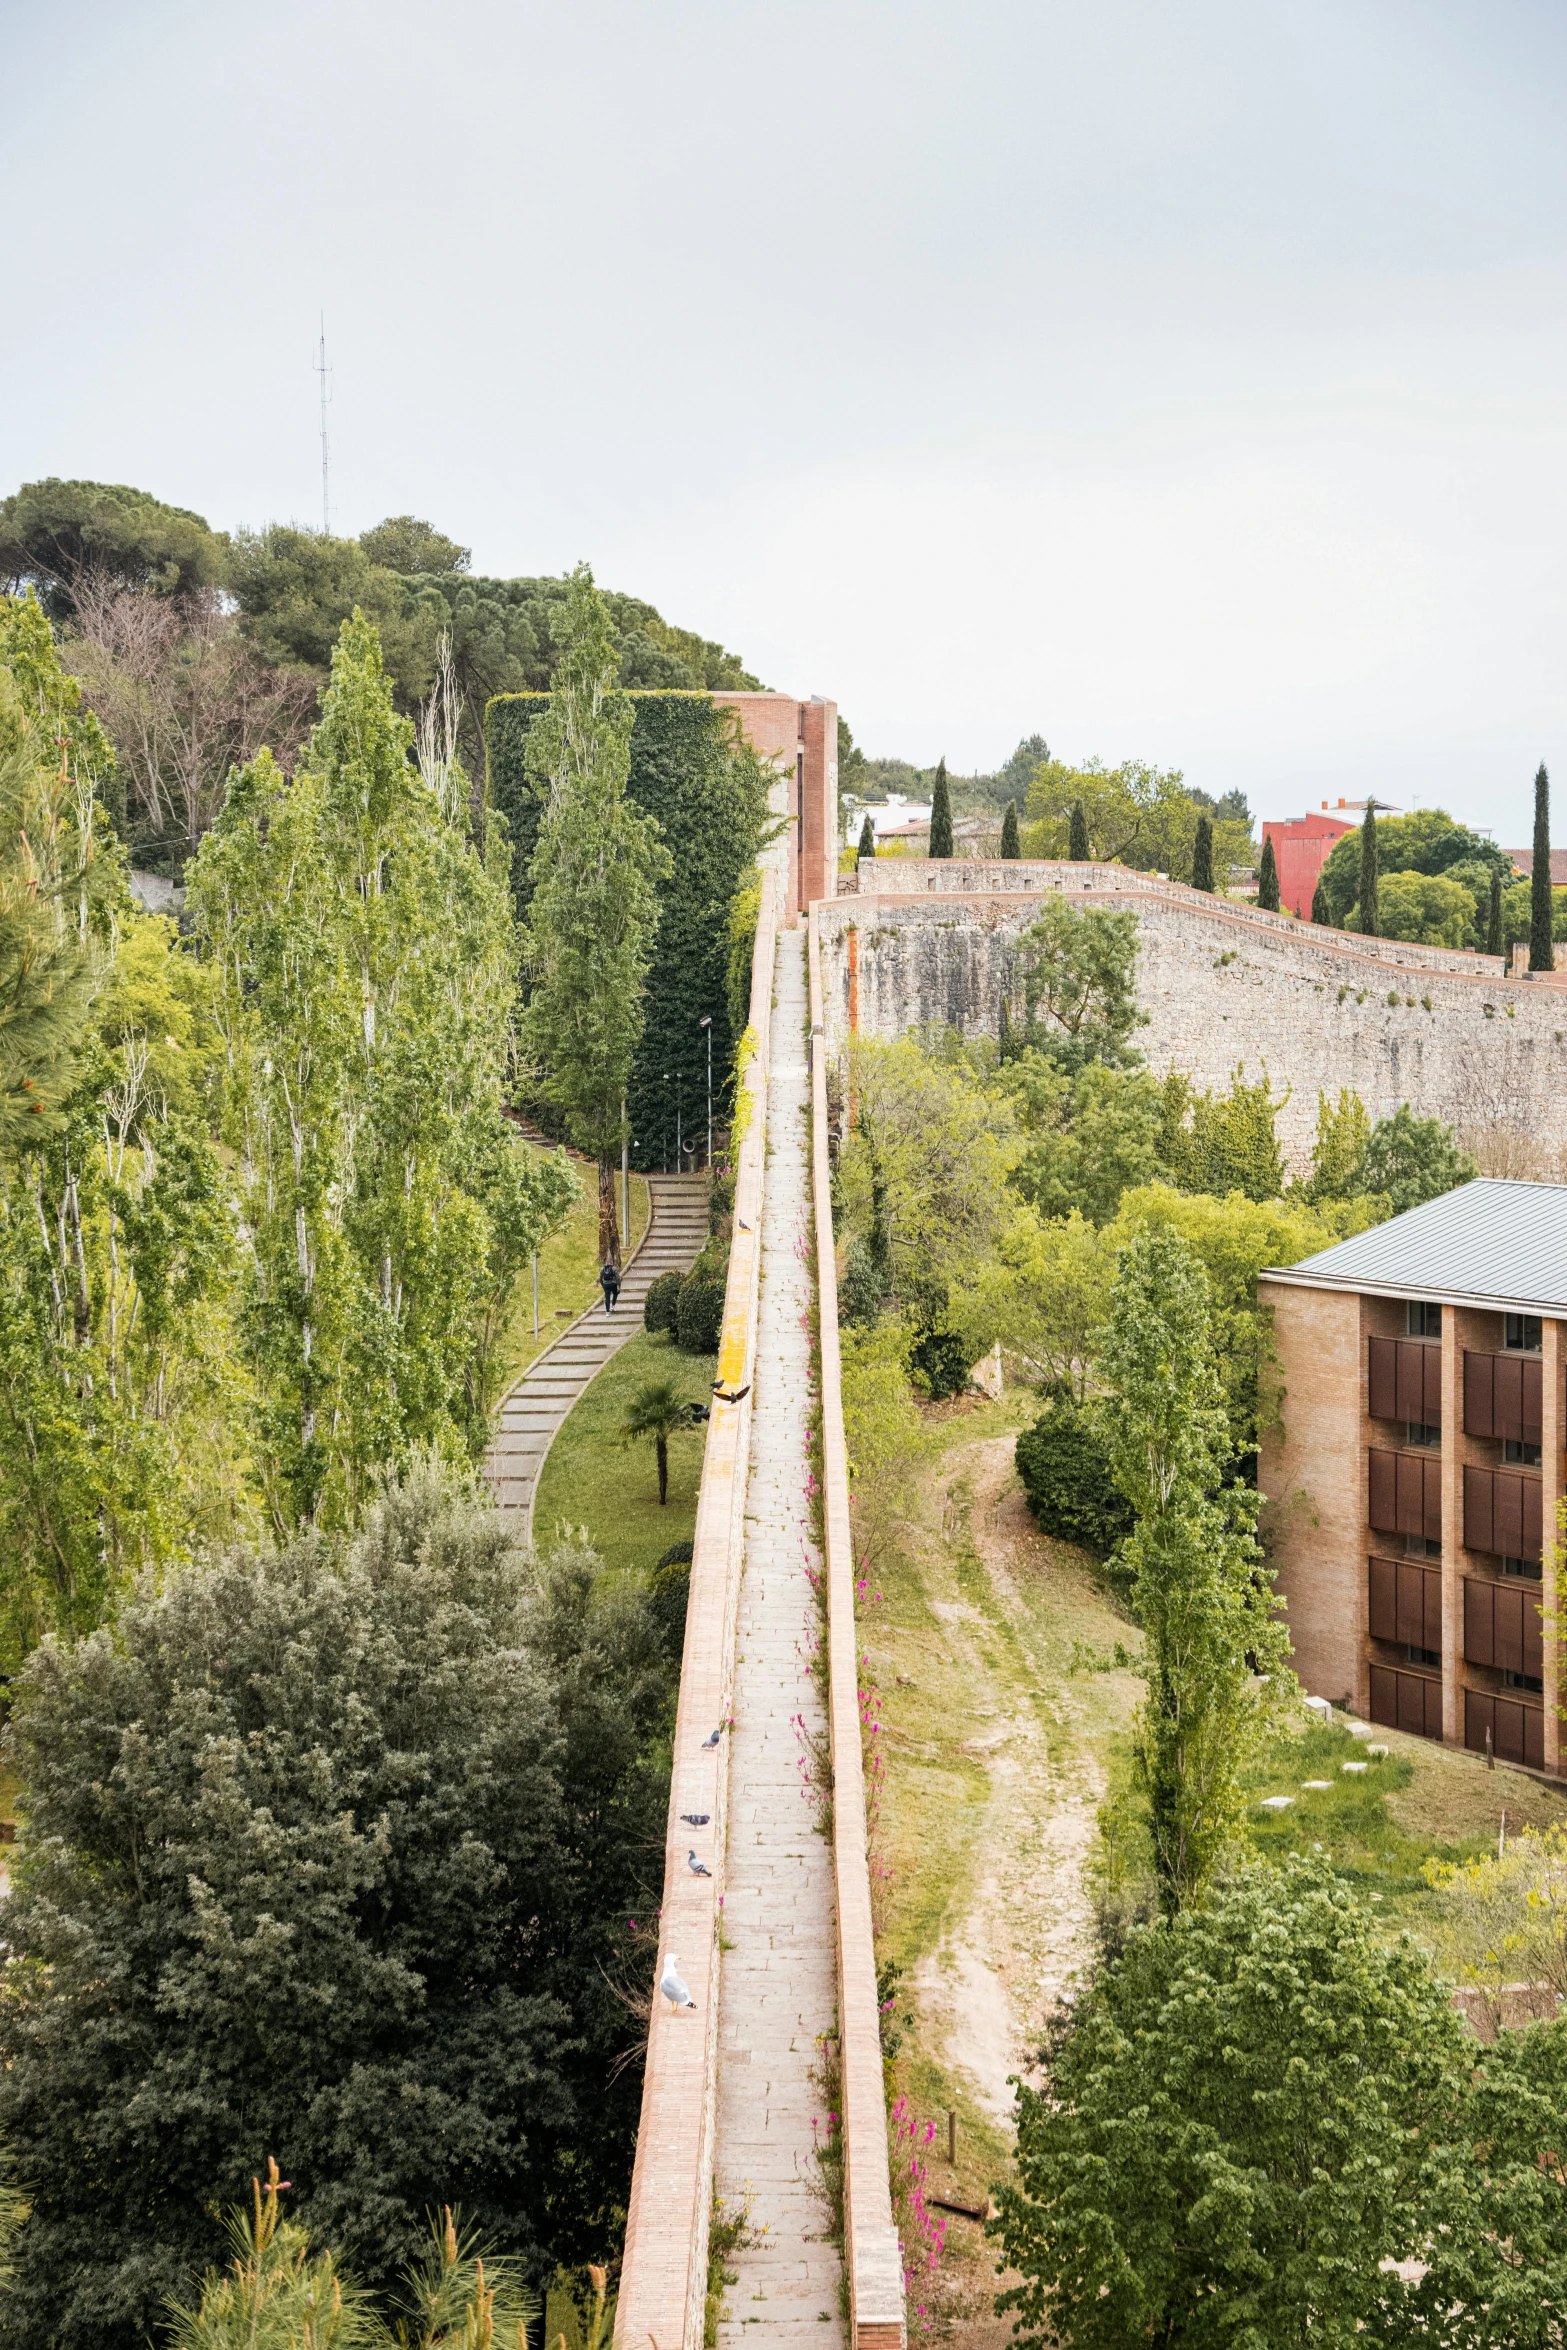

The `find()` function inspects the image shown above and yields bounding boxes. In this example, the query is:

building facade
[1260,1180,1564,1774]
[1260,806,1356,918]
[714,691,838,918]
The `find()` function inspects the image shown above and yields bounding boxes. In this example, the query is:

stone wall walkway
[714,924,846,2346]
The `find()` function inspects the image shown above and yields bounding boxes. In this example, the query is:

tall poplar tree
[999,800,1020,859]
[1191,815,1215,892]
[1356,801,1380,935]
[1102,1229,1288,1913]
[1068,801,1090,861]
[522,567,671,1263]
[1530,762,1554,973]
[928,757,953,858]
[1257,833,1280,910]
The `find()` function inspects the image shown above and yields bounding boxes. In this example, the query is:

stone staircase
[483,1172,711,1541]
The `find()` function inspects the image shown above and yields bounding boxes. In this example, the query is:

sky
[5,0,1567,839]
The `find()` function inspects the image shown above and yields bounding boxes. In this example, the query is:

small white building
[842,792,932,851]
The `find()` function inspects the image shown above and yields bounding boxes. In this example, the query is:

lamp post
[699,1015,712,1167]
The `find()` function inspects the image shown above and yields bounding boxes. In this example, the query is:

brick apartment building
[1259,1180,1563,1774]
[1260,804,1360,918]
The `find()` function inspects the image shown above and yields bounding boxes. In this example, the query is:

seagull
[660,1953,695,2012]
[701,1726,724,1748]
[688,1850,712,1877]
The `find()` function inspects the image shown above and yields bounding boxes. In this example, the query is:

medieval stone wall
[817,884,1567,1167]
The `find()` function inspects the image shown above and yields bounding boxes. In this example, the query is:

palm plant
[619,1378,702,1504]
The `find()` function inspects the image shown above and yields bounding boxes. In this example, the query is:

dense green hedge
[485,692,771,1169]
[1015,1397,1133,1557]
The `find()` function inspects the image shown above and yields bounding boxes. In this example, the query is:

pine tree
[1000,800,1020,859]
[1530,762,1554,973]
[1486,868,1502,958]
[1257,833,1280,911]
[928,758,953,859]
[856,811,876,861]
[1068,801,1090,861]
[1310,873,1330,926]
[1356,803,1379,936]
[1191,815,1215,893]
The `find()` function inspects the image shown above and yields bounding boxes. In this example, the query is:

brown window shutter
[1422,1456,1442,1537]
[1423,1343,1443,1425]
[1523,1476,1543,1561]
[1368,1557,1398,1643]
[1394,1452,1420,1534]
[1395,1341,1426,1423]
[1394,1561,1425,1647]
[1464,1350,1493,1437]
[1525,1704,1545,1771]
[1523,1355,1543,1446]
[1525,1588,1544,1679]
[1464,1690,1493,1756]
[1493,1584,1525,1676]
[1464,1577,1494,1667]
[1369,1450,1398,1533]
[1369,1337,1397,1421]
[1369,1665,1396,1729]
[1496,1353,1525,1442]
[1494,1471,1524,1557]
[1464,1463,1494,1553]
[1422,1564,1443,1651]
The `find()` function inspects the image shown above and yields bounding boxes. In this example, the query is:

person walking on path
[598,1258,622,1313]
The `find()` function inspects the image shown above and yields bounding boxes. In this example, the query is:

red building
[1261,801,1373,919]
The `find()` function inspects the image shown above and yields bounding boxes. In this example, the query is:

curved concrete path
[483,1172,709,1540]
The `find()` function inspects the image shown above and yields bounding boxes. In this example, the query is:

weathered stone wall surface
[817,885,1567,1164]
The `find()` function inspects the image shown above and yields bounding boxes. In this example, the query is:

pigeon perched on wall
[660,1954,695,2012]
[688,1849,712,1877]
[701,1726,723,1748]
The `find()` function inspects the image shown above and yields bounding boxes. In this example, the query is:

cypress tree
[857,811,876,861]
[1486,868,1502,958]
[1356,802,1379,936]
[1310,873,1331,926]
[1068,802,1090,861]
[999,995,1013,1060]
[1257,833,1280,911]
[929,758,953,859]
[1531,762,1554,973]
[1191,815,1215,893]
[1000,800,1020,859]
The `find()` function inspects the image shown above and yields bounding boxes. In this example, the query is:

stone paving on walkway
[715,923,846,2347]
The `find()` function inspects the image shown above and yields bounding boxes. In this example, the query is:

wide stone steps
[482,1173,710,1538]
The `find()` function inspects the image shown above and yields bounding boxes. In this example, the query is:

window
[1504,1314,1543,1352]
[1407,1422,1441,1448]
[1504,1670,1545,1694]
[1504,1439,1543,1466]
[1407,1301,1442,1337]
[1502,1555,1544,1581]
[1406,1644,1441,1669]
[1406,1535,1442,1559]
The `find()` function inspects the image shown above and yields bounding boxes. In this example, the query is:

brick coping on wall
[613,871,779,2350]
[840,862,1513,981]
[808,908,908,2349]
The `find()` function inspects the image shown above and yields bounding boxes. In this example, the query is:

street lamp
[698,1015,712,1168]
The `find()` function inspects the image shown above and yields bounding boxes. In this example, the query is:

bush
[676,1270,726,1354]
[644,1269,682,1335]
[839,1237,886,1327]
[1015,1396,1133,1556]
[907,1326,971,1400]
[0,1466,674,2350]
[648,1547,692,1664]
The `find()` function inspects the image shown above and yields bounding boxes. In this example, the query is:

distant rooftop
[1508,848,1567,885]
[1265,1179,1567,1316]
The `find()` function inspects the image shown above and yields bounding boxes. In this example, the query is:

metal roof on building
[1263,1178,1567,1316]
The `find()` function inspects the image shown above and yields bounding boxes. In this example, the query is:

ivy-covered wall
[485,691,770,1170]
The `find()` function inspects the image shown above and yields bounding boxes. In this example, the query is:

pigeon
[688,1850,712,1877]
[701,1725,724,1748]
[680,1812,711,1826]
[711,1382,751,1406]
[659,1954,695,2012]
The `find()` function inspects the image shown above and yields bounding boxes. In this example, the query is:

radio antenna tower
[315,315,332,534]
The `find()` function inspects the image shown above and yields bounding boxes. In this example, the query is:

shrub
[1015,1395,1133,1556]
[907,1326,971,1399]
[839,1237,886,1327]
[648,1547,693,1664]
[643,1270,682,1335]
[676,1270,726,1354]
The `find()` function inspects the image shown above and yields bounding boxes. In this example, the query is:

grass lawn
[531,1327,717,1580]
[489,1145,650,1402]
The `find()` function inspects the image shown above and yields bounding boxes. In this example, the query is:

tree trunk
[598,1155,621,1269]
[656,1435,668,1505]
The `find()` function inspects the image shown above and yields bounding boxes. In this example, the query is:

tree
[356,515,470,575]
[1361,1103,1477,1217]
[0,1472,674,2350]
[0,479,227,621]
[1531,762,1555,973]
[1310,871,1331,925]
[1027,757,1242,877]
[1315,807,1511,930]
[1302,1086,1372,1203]
[1100,1228,1289,1910]
[618,1378,702,1504]
[928,757,953,858]
[837,1038,1018,1313]
[1191,813,1214,892]
[995,1858,1472,2350]
[857,810,876,860]
[0,674,100,1141]
[999,800,1020,858]
[1012,899,1146,1071]
[1015,1395,1131,1556]
[521,567,671,1260]
[1004,1056,1165,1226]
[1351,869,1473,947]
[1355,803,1380,933]
[1068,800,1090,861]
[1168,1066,1289,1203]
[1257,831,1281,910]
[1487,868,1503,956]
[227,525,440,700]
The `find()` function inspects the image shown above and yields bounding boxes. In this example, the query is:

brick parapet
[808,908,907,2350]
[613,871,780,2350]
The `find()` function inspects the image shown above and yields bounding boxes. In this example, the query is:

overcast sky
[5,0,1566,837]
